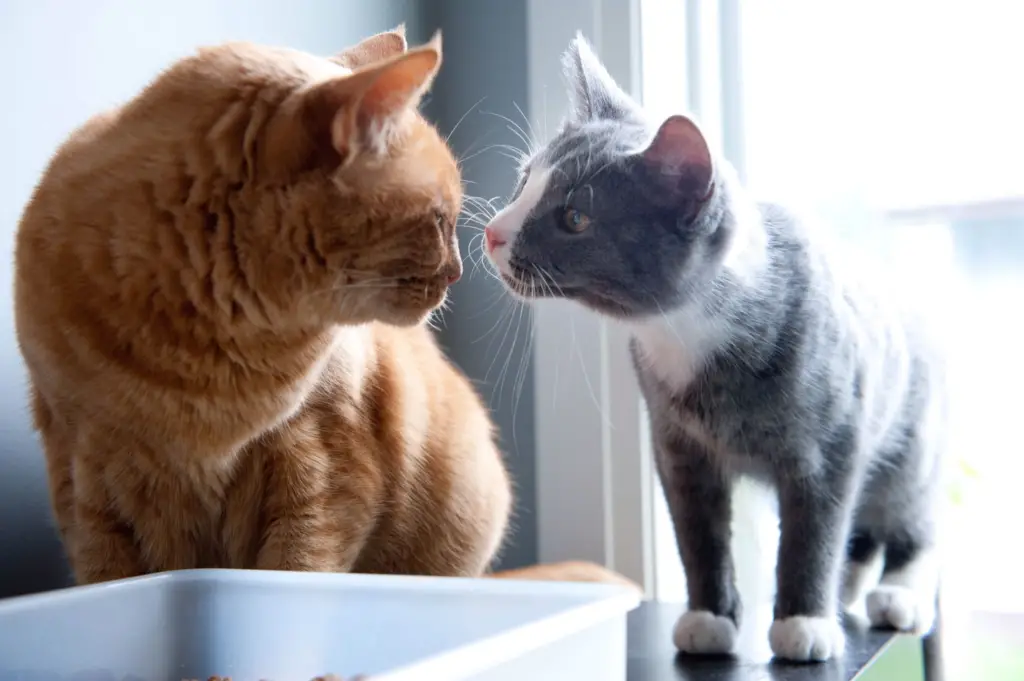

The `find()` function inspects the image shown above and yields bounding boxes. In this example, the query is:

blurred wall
[425,0,538,571]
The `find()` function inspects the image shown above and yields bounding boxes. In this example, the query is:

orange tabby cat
[491,561,643,594]
[14,28,512,585]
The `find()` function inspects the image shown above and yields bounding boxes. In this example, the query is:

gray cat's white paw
[866,584,936,633]
[672,610,738,655]
[768,615,846,662]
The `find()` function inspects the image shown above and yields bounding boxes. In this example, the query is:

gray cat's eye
[562,207,591,233]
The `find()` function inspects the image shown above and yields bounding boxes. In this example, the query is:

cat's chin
[499,273,574,303]
[377,295,449,328]
[575,292,641,321]
[378,307,441,328]
[371,282,449,327]
[499,273,542,300]
[499,273,642,321]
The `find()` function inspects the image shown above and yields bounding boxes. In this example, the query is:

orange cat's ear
[306,32,442,163]
[331,24,408,69]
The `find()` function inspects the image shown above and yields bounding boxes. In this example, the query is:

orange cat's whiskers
[308,279,404,296]
[425,291,455,331]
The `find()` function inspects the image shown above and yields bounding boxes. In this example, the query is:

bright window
[642,0,1024,621]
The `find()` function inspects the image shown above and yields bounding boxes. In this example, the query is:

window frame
[525,0,656,597]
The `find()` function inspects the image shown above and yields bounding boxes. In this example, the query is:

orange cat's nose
[445,259,463,285]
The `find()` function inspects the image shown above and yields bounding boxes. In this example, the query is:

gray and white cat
[483,34,947,662]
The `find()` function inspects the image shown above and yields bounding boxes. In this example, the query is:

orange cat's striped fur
[14,28,515,584]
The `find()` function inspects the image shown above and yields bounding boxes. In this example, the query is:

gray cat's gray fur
[483,34,947,662]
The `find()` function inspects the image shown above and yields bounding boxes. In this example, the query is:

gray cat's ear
[640,115,714,200]
[562,32,635,122]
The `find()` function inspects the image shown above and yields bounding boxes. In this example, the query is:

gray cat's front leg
[769,470,855,662]
[656,432,740,655]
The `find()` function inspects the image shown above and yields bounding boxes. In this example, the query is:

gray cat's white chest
[630,311,772,480]
[629,306,731,393]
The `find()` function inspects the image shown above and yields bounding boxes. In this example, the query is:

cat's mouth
[502,270,634,318]
[500,273,546,298]
[500,273,581,301]
[397,275,447,289]
[575,291,634,319]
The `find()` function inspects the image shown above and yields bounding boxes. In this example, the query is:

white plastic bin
[0,568,639,681]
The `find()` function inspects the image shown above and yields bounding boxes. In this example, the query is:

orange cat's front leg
[70,494,146,585]
[256,502,374,573]
[253,439,379,573]
[256,506,344,572]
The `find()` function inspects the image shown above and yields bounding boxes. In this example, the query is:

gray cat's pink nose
[485,226,507,253]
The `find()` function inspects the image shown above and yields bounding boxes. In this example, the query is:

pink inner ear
[358,49,439,123]
[645,115,710,174]
[643,115,713,197]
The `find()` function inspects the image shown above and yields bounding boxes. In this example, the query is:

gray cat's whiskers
[446,96,487,144]
[460,195,501,281]
[512,101,538,148]
[467,285,510,324]
[473,291,520,344]
[482,110,537,157]
[568,312,604,416]
[483,297,522,409]
[458,132,531,166]
[510,298,535,445]
[499,294,528,416]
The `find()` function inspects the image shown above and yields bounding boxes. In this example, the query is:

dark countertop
[627,602,904,681]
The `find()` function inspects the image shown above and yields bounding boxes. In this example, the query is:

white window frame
[526,0,746,600]
[525,0,655,597]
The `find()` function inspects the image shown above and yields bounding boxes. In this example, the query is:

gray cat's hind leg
[866,533,940,633]
[854,434,943,633]
[841,518,940,634]
[841,530,885,620]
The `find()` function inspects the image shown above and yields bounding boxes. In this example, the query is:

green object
[858,622,1024,680]
[856,635,924,680]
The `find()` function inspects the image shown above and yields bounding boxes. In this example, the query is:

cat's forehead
[533,119,647,185]
[401,116,461,205]
[344,115,461,212]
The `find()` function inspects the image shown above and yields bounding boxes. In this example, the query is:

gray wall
[426,0,537,571]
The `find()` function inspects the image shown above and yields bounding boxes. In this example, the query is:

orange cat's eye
[562,208,591,233]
